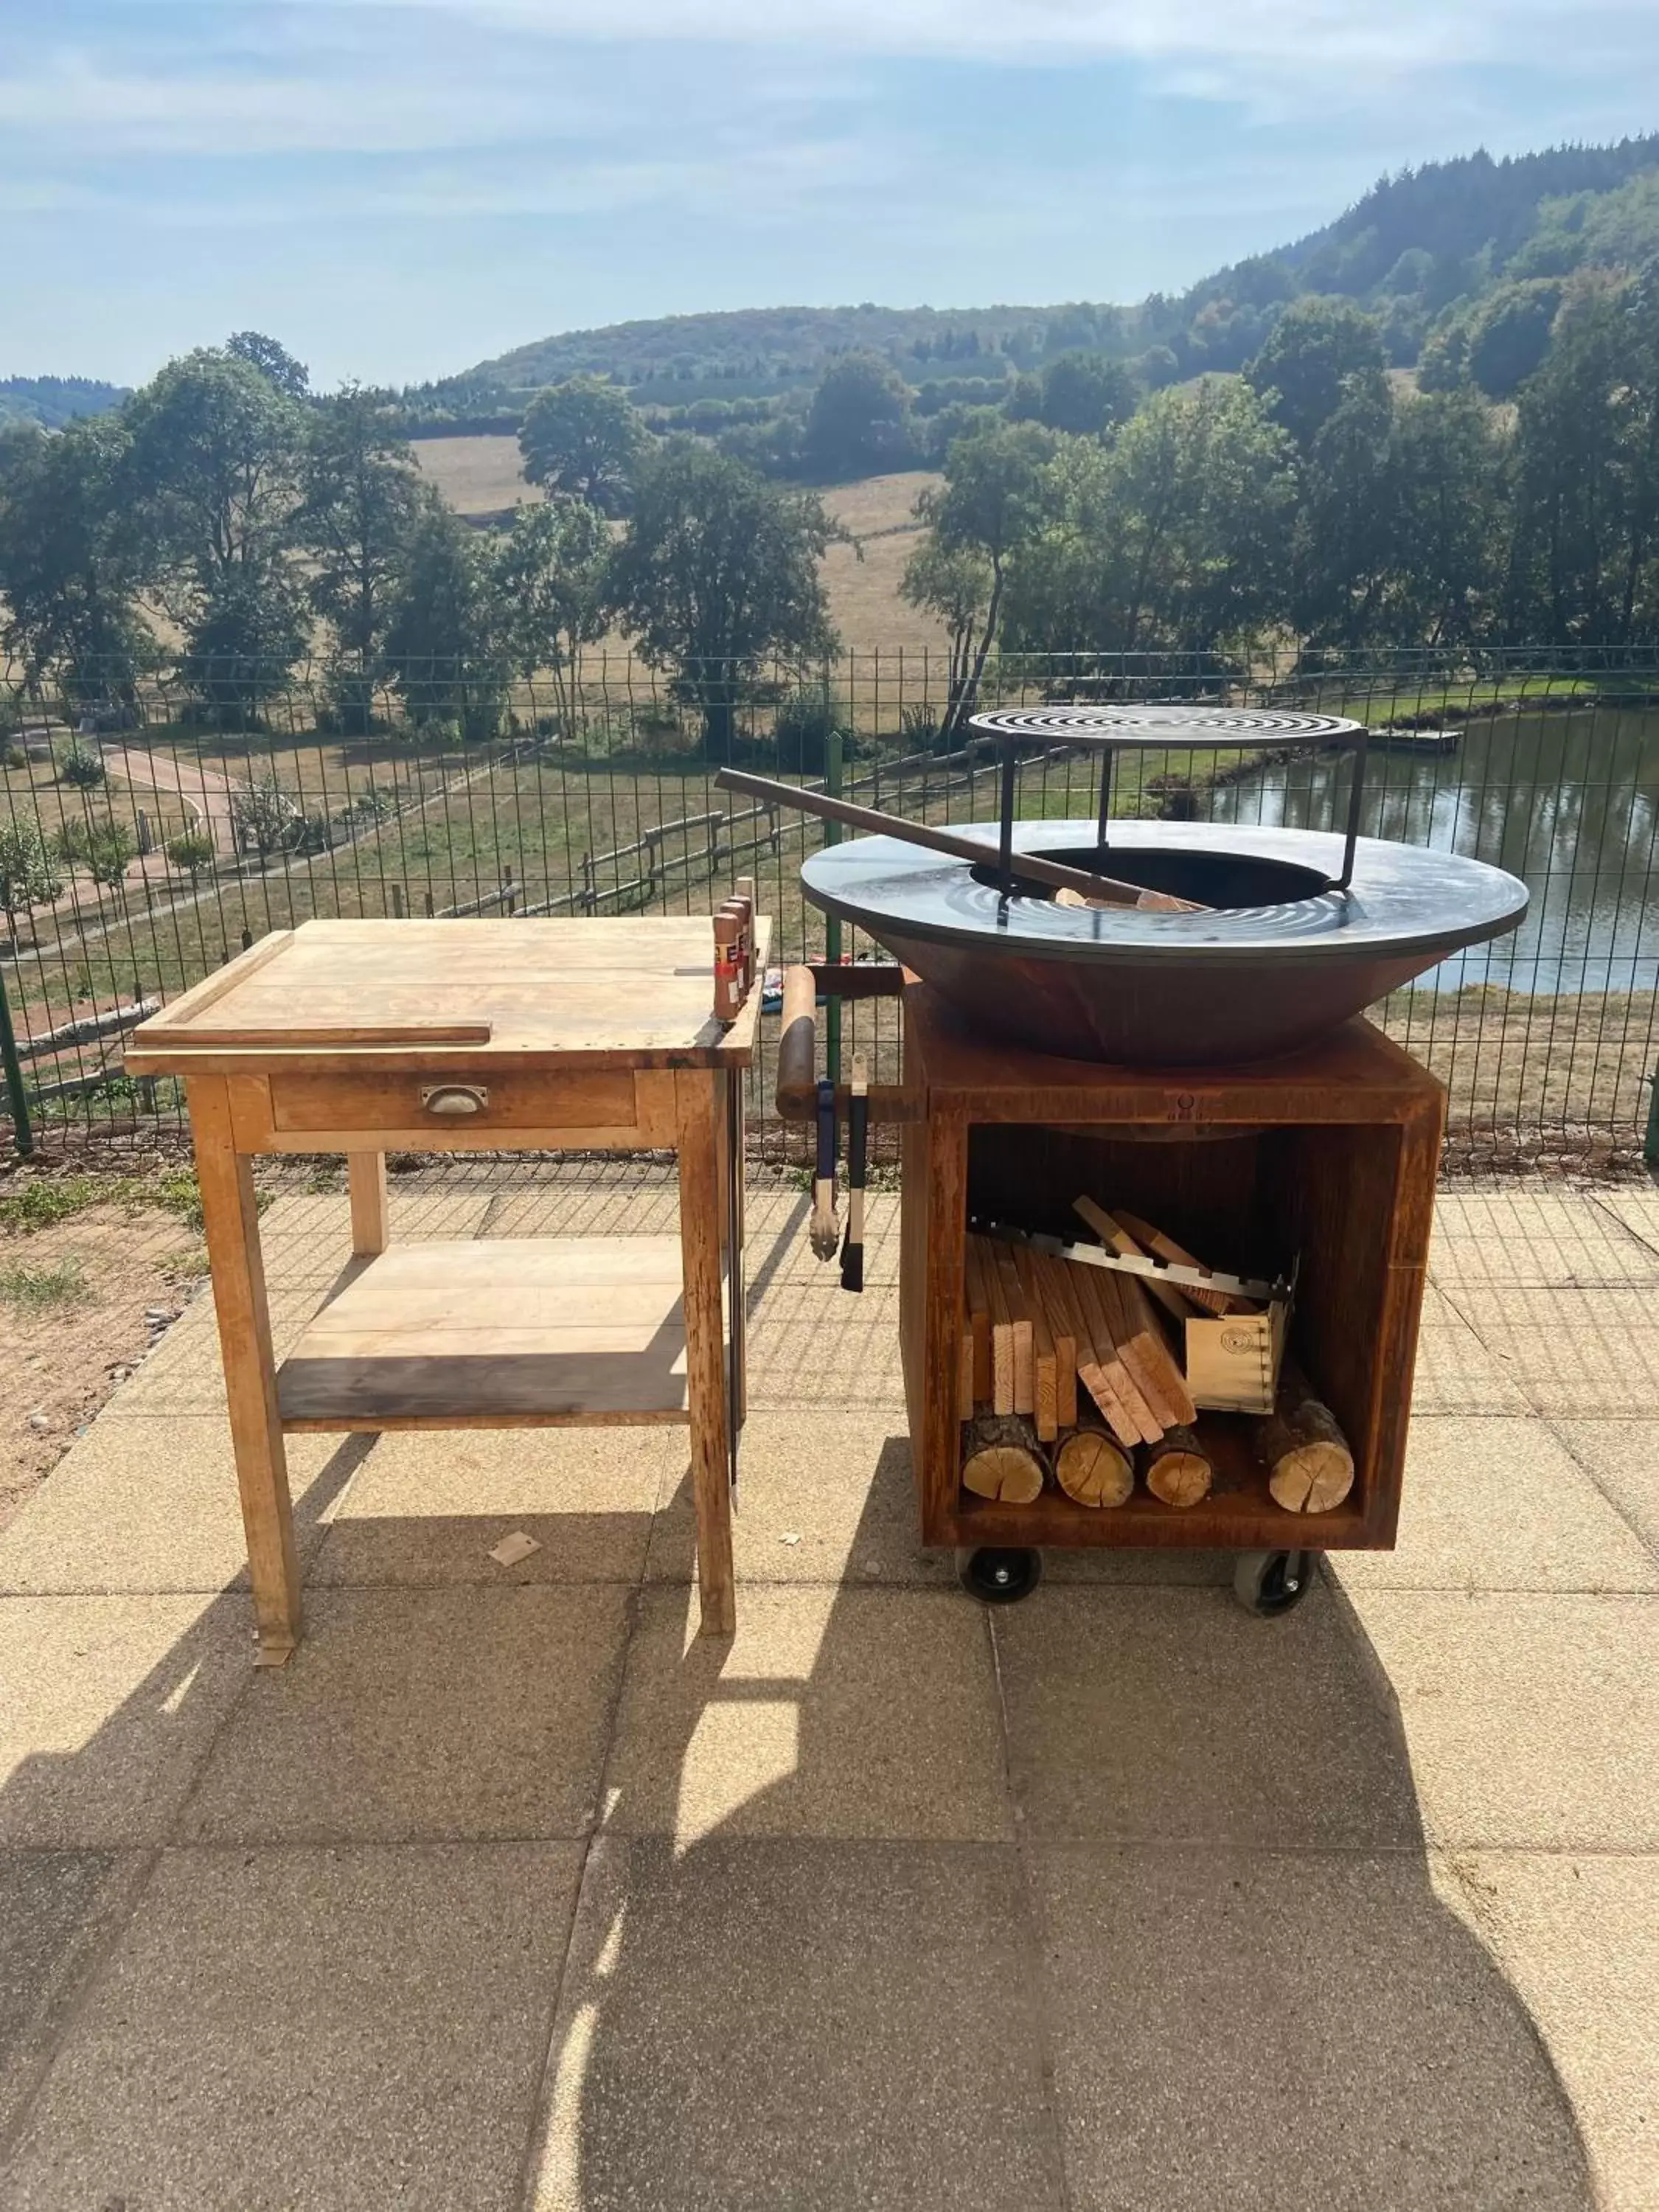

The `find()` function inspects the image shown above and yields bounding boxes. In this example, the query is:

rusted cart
[779,966,1444,1615]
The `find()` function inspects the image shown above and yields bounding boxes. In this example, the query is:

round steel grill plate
[966,705,1365,750]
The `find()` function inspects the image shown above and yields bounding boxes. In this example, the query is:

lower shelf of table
[939,1410,1374,1552]
[276,1235,707,1432]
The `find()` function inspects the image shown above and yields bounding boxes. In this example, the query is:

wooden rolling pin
[714,767,1206,912]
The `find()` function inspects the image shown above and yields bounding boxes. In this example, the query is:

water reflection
[1207,709,1659,995]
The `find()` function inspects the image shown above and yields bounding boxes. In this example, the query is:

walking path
[1,1175,1657,2208]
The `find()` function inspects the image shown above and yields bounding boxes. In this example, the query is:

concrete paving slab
[742,1284,907,1407]
[1450,1284,1659,1416]
[527,1836,1061,2212]
[1592,1187,1659,1256]
[1431,1189,1659,1288]
[741,1185,902,1290]
[0,1420,370,1596]
[1034,1844,1596,2212]
[603,1585,1012,1843]
[108,1287,324,1416]
[1340,1587,1659,1847]
[0,1841,581,2212]
[0,1595,251,1846]
[1329,1415,1659,1593]
[647,1413,953,1587]
[311,1425,673,1587]
[1551,1417,1659,1555]
[178,1585,630,1843]
[0,1848,149,2141]
[1439,1848,1659,2212]
[993,1582,1420,1847]
[1408,1283,1531,1413]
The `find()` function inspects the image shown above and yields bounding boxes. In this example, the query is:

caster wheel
[956,1546,1044,1605]
[1232,1549,1314,1618]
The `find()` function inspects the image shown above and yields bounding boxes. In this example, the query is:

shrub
[165,832,217,880]
[0,818,65,936]
[772,684,852,776]
[898,703,944,750]
[229,771,303,860]
[58,818,136,889]
[58,742,108,788]
[1,744,25,771]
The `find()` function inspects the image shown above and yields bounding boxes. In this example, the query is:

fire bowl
[799,818,1528,1066]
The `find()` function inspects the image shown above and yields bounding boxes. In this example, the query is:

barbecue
[752,705,1520,1615]
[720,703,1528,1065]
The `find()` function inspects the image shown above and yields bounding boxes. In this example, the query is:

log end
[1144,1449,1212,1509]
[1267,1442,1355,1514]
[1054,1430,1134,1509]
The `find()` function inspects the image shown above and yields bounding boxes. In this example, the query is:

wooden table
[128,917,768,1662]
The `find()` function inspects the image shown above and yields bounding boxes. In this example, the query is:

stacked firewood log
[959,1204,1354,1516]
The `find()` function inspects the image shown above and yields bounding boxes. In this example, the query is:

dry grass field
[820,472,944,659]
[412,437,944,658]
[411,434,543,517]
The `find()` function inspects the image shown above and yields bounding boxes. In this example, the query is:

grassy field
[411,434,943,660]
[411,434,542,518]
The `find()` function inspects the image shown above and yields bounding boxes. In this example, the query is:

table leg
[676,1068,736,1636]
[187,1075,303,1666]
[347,1152,389,1255]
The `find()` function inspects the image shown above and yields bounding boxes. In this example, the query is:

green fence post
[823,723,843,1085]
[0,963,35,1160]
[1645,1065,1659,1177]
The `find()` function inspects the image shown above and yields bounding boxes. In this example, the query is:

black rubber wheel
[1231,1549,1313,1618]
[956,1546,1044,1605]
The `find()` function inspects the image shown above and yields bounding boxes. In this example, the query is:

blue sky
[5,0,1658,390]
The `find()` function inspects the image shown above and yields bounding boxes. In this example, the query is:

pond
[1207,707,1659,995]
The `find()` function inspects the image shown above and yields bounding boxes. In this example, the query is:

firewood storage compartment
[891,984,1445,1610]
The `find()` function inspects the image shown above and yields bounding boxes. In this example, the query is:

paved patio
[1,1175,1658,2211]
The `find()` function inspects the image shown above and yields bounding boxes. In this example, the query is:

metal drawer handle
[420,1084,489,1116]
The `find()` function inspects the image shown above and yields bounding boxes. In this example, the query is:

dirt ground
[0,1192,204,1538]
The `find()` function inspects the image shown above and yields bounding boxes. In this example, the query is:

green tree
[1245,297,1388,451]
[125,347,309,712]
[608,442,840,754]
[1504,279,1655,646]
[383,496,507,738]
[1292,373,1399,647]
[1003,381,1293,654]
[1388,389,1509,643]
[0,818,64,941]
[226,331,310,400]
[0,417,155,695]
[299,388,425,730]
[57,816,136,895]
[912,421,1056,726]
[1038,352,1137,437]
[489,499,612,734]
[801,352,914,479]
[1467,282,1562,399]
[164,831,216,882]
[900,538,995,725]
[518,378,648,514]
[178,563,310,722]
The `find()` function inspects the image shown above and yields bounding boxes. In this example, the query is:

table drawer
[268,1067,641,1137]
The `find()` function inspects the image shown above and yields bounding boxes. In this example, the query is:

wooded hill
[0,378,129,431]
[467,132,1659,398]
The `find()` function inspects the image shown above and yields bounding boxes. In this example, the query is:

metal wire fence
[2,647,1656,1173]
